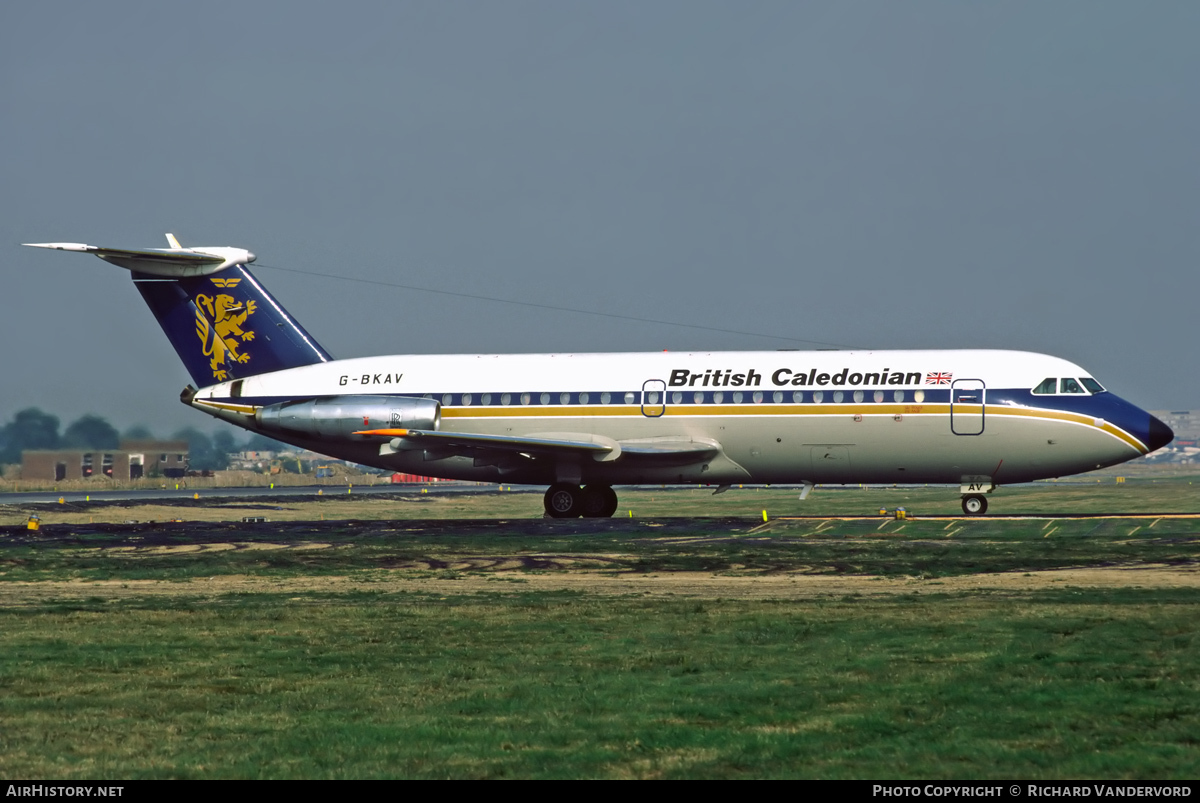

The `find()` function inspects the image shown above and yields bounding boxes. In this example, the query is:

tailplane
[24,235,332,386]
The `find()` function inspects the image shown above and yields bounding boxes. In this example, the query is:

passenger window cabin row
[430,389,931,406]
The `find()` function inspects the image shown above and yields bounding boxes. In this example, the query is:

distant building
[21,439,189,481]
[1145,411,1198,463]
[227,450,278,471]
[391,473,442,484]
[1152,411,1199,440]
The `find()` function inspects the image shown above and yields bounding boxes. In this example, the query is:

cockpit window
[1059,378,1085,394]
[1032,378,1057,395]
[1081,377,1105,394]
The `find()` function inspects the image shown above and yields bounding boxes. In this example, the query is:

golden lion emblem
[195,291,257,381]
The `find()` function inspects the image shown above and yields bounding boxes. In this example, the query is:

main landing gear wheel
[544,484,620,518]
[544,483,581,518]
[961,494,988,516]
[581,485,619,518]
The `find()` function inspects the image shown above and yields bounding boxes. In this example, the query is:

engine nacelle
[255,395,440,440]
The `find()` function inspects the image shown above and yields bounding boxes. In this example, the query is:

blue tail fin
[134,264,332,386]
[23,236,332,386]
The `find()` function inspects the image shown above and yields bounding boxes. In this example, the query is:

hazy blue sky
[3,1,1198,435]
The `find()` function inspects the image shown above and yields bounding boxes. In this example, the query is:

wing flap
[620,439,720,458]
[364,428,614,457]
[360,427,720,466]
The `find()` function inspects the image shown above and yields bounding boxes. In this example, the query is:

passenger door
[641,379,666,417]
[951,378,986,435]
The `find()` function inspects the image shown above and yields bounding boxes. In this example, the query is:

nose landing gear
[961,494,988,516]
[544,483,619,518]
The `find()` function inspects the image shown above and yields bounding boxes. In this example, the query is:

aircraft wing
[361,428,614,458]
[356,427,720,465]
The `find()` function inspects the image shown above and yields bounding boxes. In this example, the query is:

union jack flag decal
[926,372,953,385]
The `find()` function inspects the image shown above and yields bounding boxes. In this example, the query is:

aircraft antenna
[253,262,857,349]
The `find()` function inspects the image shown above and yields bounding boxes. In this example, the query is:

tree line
[0,409,287,471]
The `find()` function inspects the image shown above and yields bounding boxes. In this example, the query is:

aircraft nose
[1146,414,1174,452]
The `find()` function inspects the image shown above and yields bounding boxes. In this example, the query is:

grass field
[0,481,1197,779]
[3,474,1199,527]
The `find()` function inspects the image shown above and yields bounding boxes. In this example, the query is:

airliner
[24,236,1173,517]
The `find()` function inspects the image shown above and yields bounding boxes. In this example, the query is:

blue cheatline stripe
[196,387,1151,453]
[220,387,957,408]
[213,387,1141,409]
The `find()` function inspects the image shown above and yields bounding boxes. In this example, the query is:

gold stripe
[663,403,937,417]
[441,403,1146,452]
[988,406,1146,452]
[443,405,639,418]
[193,399,259,414]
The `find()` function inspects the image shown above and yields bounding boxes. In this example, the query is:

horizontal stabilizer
[23,237,255,277]
[24,234,328,385]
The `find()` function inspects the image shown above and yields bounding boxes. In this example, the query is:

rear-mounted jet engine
[255,396,440,440]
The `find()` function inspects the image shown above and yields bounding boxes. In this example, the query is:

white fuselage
[191,348,1156,487]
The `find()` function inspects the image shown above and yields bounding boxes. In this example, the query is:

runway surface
[2,513,1199,543]
[0,483,531,506]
